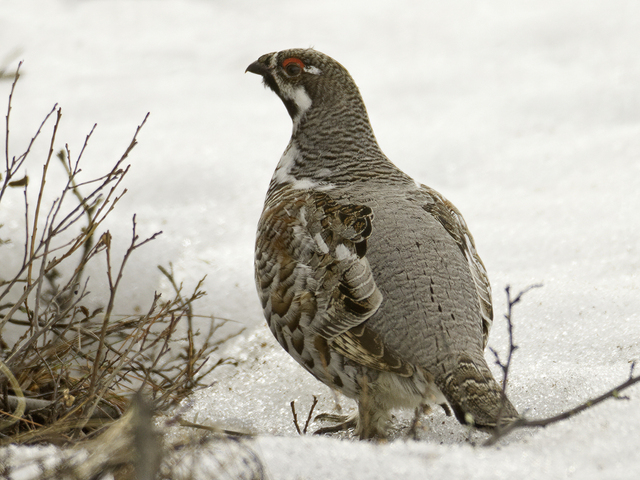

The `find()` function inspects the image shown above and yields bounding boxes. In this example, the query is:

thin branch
[290,396,320,435]
[1,63,57,204]
[87,216,162,409]
[485,362,640,446]
[26,107,62,288]
[484,285,639,446]
[290,400,301,435]
[489,284,542,433]
[3,61,19,178]
[303,396,319,434]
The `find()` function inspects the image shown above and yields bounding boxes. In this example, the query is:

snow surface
[1,0,640,478]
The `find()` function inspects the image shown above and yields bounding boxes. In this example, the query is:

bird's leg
[407,404,432,439]
[440,402,453,416]
[408,407,423,440]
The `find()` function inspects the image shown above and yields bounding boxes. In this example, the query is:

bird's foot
[313,413,357,435]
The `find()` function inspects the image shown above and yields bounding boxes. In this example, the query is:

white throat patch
[288,85,312,128]
[291,86,312,119]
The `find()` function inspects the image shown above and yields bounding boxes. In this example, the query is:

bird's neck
[265,107,411,196]
[291,100,384,165]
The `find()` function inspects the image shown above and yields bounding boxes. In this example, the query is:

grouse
[247,48,518,439]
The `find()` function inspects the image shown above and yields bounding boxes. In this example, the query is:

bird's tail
[436,353,518,430]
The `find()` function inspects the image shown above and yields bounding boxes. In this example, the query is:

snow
[1,0,639,478]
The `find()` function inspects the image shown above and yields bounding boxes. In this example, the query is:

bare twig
[87,215,162,405]
[488,284,541,435]
[1,71,237,449]
[290,396,320,435]
[1,69,57,203]
[490,284,542,392]
[484,285,640,446]
[485,361,640,446]
[290,400,301,435]
[303,395,319,434]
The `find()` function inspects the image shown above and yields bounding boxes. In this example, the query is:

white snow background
[1,0,640,478]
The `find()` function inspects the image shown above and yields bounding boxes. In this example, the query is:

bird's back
[348,184,486,373]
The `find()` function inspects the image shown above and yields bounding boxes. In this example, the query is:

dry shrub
[0,63,236,446]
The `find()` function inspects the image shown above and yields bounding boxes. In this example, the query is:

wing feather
[417,184,493,347]
[255,187,416,376]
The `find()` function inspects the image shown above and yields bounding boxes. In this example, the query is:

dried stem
[303,396,319,434]
[87,215,162,404]
[290,400,301,435]
[290,396,319,435]
[484,286,640,446]
[488,284,541,435]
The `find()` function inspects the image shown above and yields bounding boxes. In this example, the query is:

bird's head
[246,48,365,127]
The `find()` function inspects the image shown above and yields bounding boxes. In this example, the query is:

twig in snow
[489,284,541,438]
[290,400,301,435]
[290,396,319,435]
[484,285,640,446]
[303,396,319,434]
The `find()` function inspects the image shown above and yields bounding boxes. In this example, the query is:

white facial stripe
[291,85,312,120]
[304,65,322,75]
[277,80,313,128]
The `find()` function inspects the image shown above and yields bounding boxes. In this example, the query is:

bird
[247,48,518,439]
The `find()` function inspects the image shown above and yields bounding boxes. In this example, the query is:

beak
[246,60,271,76]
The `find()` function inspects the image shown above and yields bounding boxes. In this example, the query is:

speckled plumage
[248,48,518,439]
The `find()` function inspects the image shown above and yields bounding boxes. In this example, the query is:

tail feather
[436,353,518,430]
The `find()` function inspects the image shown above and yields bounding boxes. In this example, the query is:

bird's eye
[282,57,304,77]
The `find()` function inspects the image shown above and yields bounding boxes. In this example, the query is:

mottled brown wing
[417,184,493,347]
[255,187,414,376]
[255,187,381,339]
